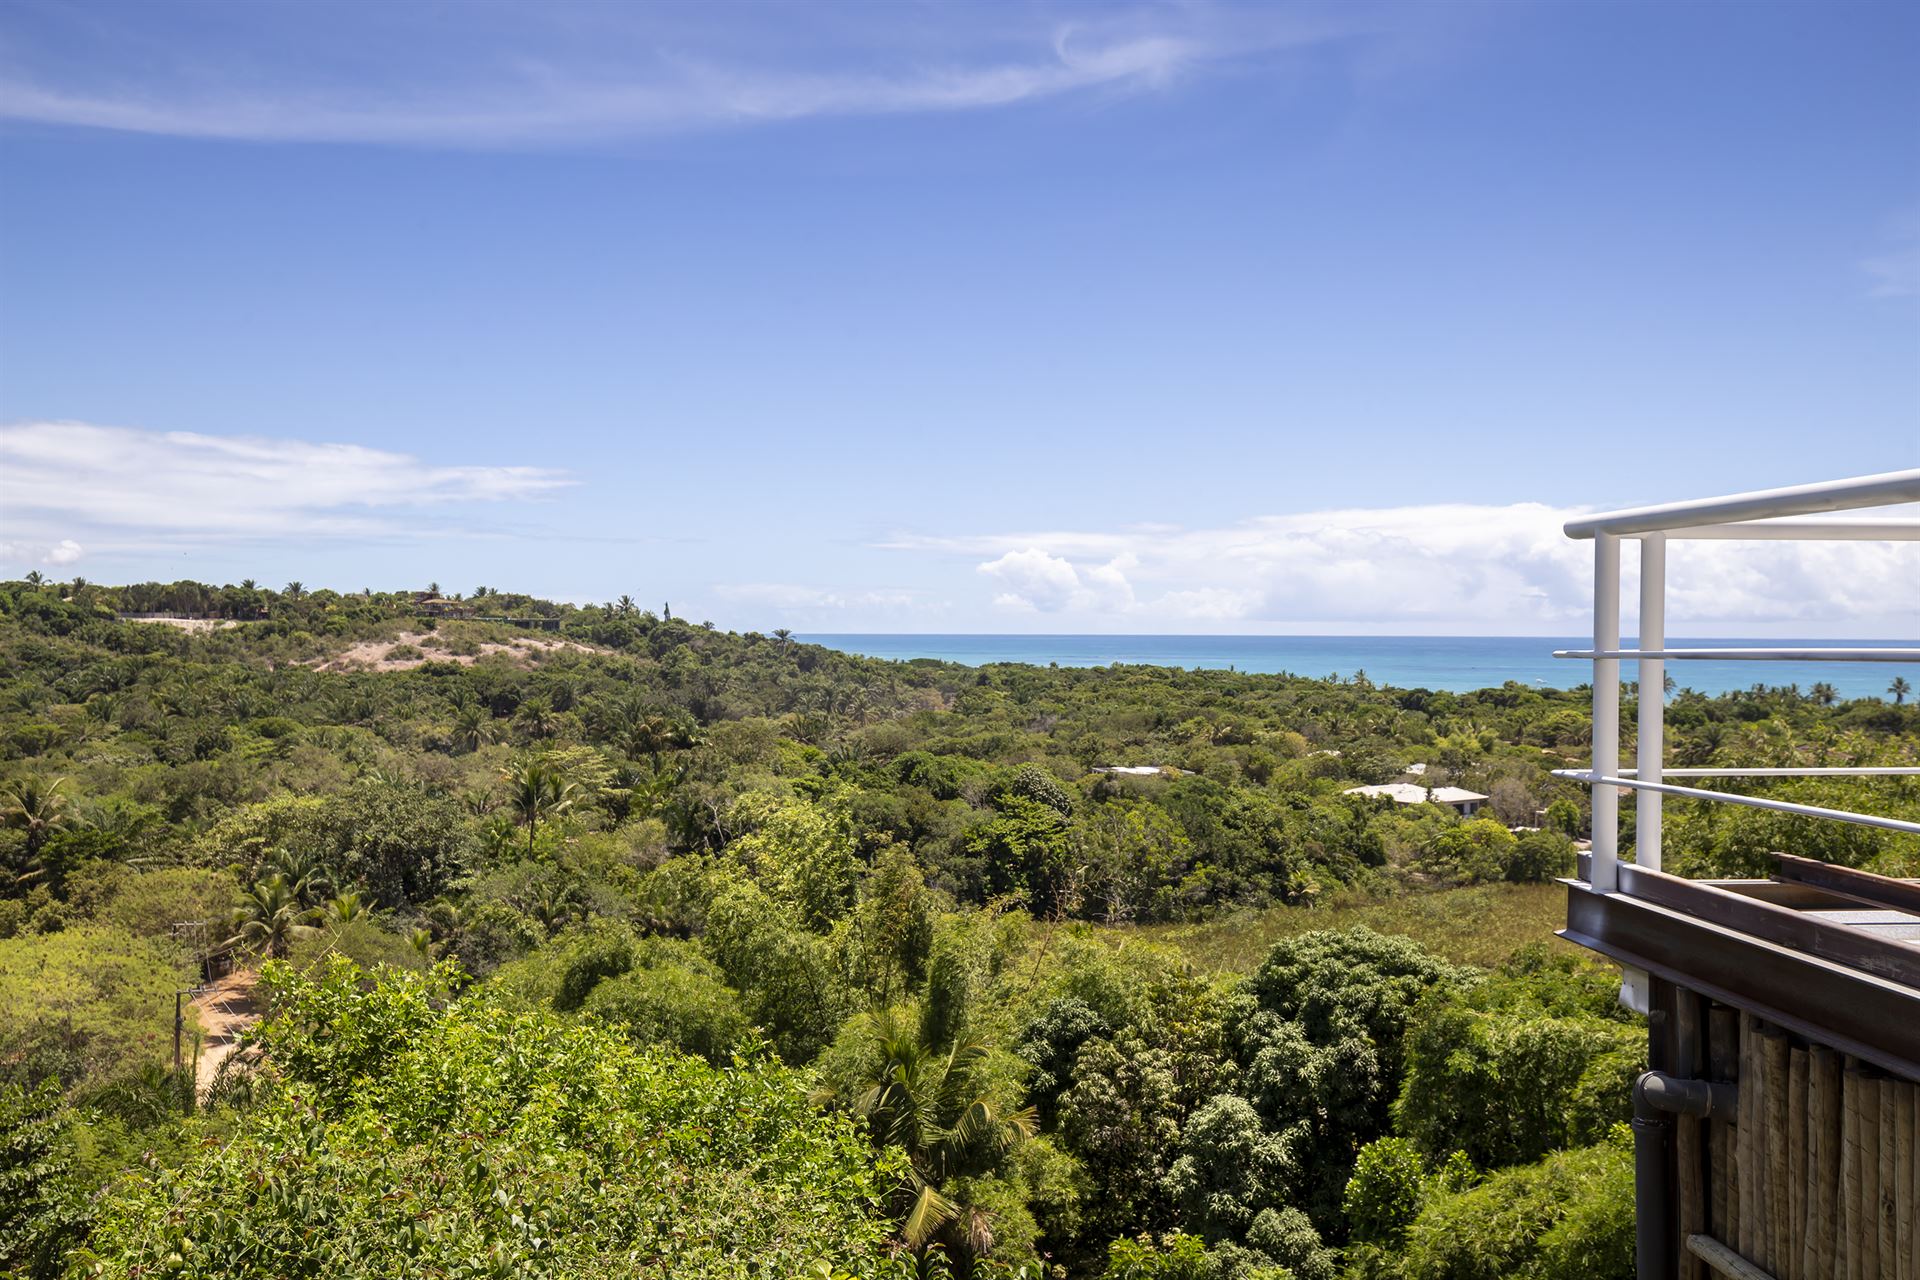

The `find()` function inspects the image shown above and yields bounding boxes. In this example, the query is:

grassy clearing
[1123,882,1573,974]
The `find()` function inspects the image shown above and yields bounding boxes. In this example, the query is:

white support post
[1637,534,1665,871]
[1591,533,1621,891]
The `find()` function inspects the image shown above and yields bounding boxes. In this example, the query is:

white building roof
[1343,783,1490,806]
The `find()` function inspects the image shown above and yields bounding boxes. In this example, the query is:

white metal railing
[1554,469,1920,892]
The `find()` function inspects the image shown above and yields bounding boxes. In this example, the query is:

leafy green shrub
[1421,820,1516,886]
[80,958,912,1279]
[1226,928,1468,1231]
[553,920,638,1010]
[0,926,193,1089]
[1543,799,1581,838]
[891,751,992,801]
[1343,1137,1428,1244]
[1100,1232,1211,1280]
[1244,1205,1335,1280]
[582,961,751,1063]
[1015,996,1111,1123]
[96,867,239,943]
[1163,1094,1290,1241]
[1506,830,1575,883]
[1391,1134,1633,1280]
[250,957,450,1111]
[1000,764,1075,817]
[0,1081,87,1279]
[286,917,428,974]
[969,797,1081,917]
[1395,1000,1640,1169]
[702,881,848,1062]
[1245,928,1465,1080]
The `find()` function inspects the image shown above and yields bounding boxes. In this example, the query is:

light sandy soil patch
[193,968,262,1097]
[120,616,236,633]
[312,630,602,672]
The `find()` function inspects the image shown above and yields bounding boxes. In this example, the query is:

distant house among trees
[411,592,474,618]
[1343,782,1490,817]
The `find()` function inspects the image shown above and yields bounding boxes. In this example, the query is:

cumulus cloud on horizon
[0,421,572,567]
[891,503,1920,632]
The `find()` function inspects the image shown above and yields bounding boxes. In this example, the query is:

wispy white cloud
[709,581,951,627]
[0,422,571,563]
[714,582,933,612]
[887,503,1920,632]
[1863,243,1920,298]
[0,3,1381,146]
[1862,210,1920,298]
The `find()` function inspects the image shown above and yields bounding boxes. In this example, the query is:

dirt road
[191,968,261,1096]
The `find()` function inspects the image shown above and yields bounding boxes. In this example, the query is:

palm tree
[224,875,320,959]
[1811,682,1837,707]
[321,891,365,926]
[423,899,467,950]
[513,696,560,741]
[1891,677,1911,706]
[1,777,70,858]
[451,704,492,754]
[23,570,43,586]
[522,876,583,935]
[283,581,305,601]
[615,594,637,616]
[263,847,333,907]
[501,759,577,857]
[833,1011,1036,1252]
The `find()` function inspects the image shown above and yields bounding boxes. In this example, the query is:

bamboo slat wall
[1696,1009,1920,1280]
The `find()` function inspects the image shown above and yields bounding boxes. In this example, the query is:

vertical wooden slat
[1880,1078,1898,1280]
[1789,1045,1808,1280]
[1910,1077,1919,1280]
[1679,991,1707,1280]
[1896,1080,1915,1280]
[1711,1004,1738,1249]
[1766,1029,1791,1275]
[1848,1064,1866,1280]
[1811,1046,1843,1280]
[1863,1072,1883,1280]
[1743,1015,1762,1265]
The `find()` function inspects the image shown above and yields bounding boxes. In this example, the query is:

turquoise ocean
[800,635,1920,700]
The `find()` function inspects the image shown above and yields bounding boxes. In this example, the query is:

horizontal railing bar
[1618,766,1920,777]
[1563,468,1920,539]
[1551,770,1920,835]
[1554,647,1920,662]
[1670,518,1920,541]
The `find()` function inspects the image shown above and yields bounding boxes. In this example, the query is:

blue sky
[1,0,1916,634]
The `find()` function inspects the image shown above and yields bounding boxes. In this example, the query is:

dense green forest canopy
[2,578,1916,1279]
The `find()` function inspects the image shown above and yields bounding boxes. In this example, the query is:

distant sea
[800,635,1920,700]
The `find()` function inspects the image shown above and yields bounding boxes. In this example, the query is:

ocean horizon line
[797,632,1920,698]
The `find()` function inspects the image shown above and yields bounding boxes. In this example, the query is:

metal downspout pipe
[1632,1071,1738,1280]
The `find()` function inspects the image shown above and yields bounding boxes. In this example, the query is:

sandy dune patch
[312,631,601,672]
[120,615,237,633]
